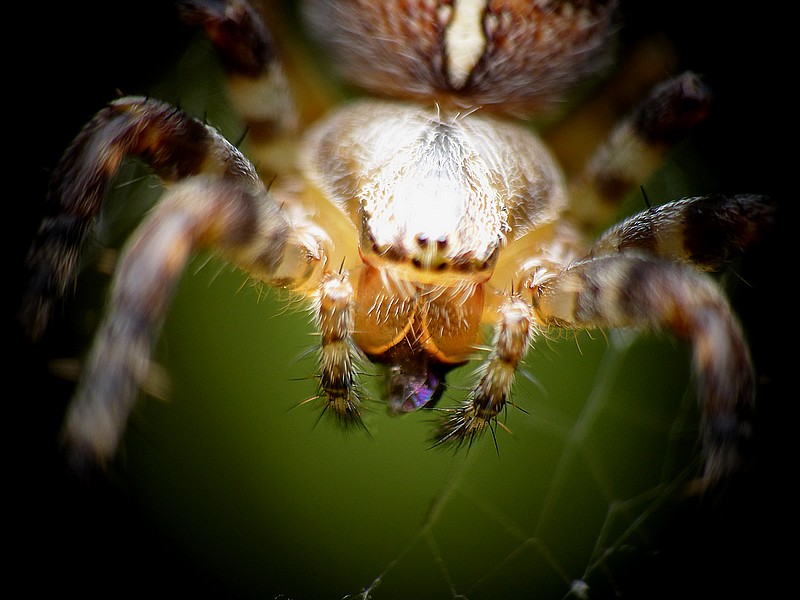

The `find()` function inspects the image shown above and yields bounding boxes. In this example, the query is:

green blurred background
[15,1,786,598]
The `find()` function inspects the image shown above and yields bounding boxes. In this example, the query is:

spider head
[356,115,505,285]
[305,102,539,288]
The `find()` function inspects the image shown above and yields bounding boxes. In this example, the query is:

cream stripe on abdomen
[444,0,488,88]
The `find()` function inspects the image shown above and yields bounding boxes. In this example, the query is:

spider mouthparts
[379,346,452,414]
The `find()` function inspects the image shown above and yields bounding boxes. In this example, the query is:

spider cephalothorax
[23,0,771,488]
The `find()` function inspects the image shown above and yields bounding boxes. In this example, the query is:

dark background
[12,1,789,598]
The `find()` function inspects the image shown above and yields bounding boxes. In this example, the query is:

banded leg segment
[62,176,323,468]
[435,295,535,446]
[179,0,299,170]
[534,255,755,486]
[315,272,364,426]
[22,96,261,340]
[588,193,774,270]
[567,72,712,232]
[23,96,327,468]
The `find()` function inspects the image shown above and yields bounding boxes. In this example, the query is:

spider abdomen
[304,0,617,114]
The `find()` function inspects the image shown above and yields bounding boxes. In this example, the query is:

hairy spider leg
[565,72,713,232]
[180,1,297,133]
[435,294,536,446]
[62,177,269,469]
[23,97,329,469]
[475,191,773,487]
[314,270,364,426]
[179,0,350,171]
[533,254,752,489]
[23,97,262,340]
[588,193,774,268]
[530,192,773,487]
[544,33,682,175]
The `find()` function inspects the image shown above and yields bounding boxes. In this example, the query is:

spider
[22,0,772,489]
